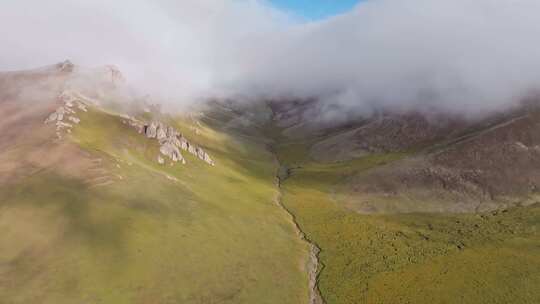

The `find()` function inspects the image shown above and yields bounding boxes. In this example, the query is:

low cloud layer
[2,0,540,117]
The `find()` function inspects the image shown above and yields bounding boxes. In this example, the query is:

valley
[271,140,540,304]
[3,1,540,303]
[264,100,540,304]
[1,65,539,303]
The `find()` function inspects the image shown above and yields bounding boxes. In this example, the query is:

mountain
[0,63,312,304]
[270,98,540,213]
[268,98,540,303]
[0,63,539,304]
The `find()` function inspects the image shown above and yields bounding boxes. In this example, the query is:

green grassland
[2,100,540,304]
[272,137,540,304]
[0,106,311,303]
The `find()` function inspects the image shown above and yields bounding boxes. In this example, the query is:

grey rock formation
[57,60,74,72]
[45,91,87,139]
[156,124,167,142]
[122,115,145,133]
[77,103,88,112]
[160,141,185,165]
[56,108,65,121]
[204,152,215,166]
[196,148,205,160]
[68,116,80,124]
[56,121,72,130]
[177,137,187,150]
[45,112,58,124]
[105,65,125,85]
[167,126,176,138]
[145,122,158,138]
[170,136,182,149]
[194,147,215,166]
[124,117,214,166]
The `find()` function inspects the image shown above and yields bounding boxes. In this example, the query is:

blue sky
[269,0,360,20]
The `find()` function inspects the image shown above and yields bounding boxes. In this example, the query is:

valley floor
[270,138,540,304]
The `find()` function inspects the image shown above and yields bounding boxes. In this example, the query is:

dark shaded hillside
[267,103,540,303]
[269,99,540,213]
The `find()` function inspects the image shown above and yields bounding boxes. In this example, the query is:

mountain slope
[1,64,540,304]
[271,134,540,304]
[269,99,540,214]
[0,65,312,304]
[267,100,540,304]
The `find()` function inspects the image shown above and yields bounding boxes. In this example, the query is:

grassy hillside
[2,92,539,304]
[272,137,540,304]
[0,106,311,303]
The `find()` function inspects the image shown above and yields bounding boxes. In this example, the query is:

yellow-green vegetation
[3,101,540,304]
[0,107,311,303]
[273,139,540,304]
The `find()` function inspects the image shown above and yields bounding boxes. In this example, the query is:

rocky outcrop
[122,116,215,167]
[45,89,215,167]
[44,90,88,139]
[56,60,74,73]
[105,65,125,85]
[156,124,167,141]
[68,116,80,124]
[121,115,145,134]
[145,122,158,138]
[160,141,185,165]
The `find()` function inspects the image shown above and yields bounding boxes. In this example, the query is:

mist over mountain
[0,0,290,106]
[3,0,540,118]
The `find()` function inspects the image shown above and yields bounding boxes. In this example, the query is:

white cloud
[2,0,540,116]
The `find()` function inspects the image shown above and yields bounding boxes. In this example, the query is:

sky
[2,0,540,120]
[269,0,359,20]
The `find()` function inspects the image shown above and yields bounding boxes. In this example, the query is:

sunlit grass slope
[273,139,540,304]
[0,106,310,304]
